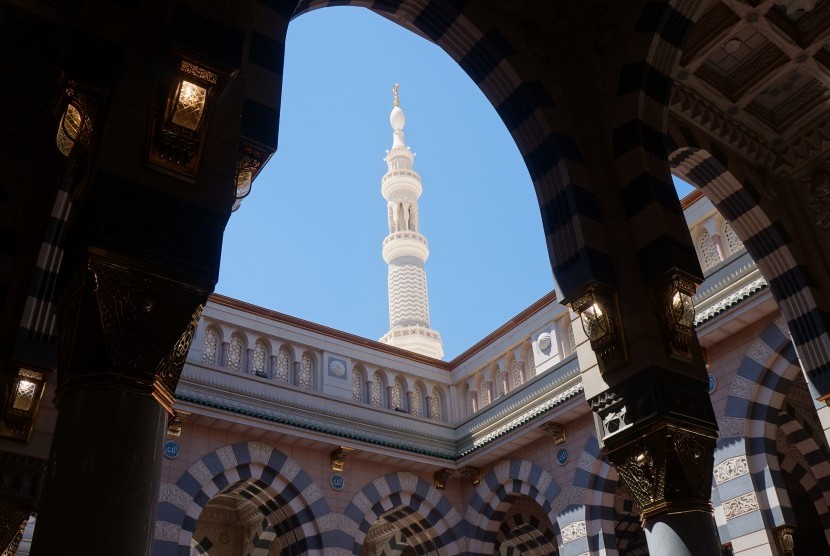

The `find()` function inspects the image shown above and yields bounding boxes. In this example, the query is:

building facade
[4,1,830,555]
[138,193,827,555]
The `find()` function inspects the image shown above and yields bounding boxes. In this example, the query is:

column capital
[606,423,716,523]
[56,254,208,414]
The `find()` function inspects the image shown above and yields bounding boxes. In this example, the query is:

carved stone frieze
[713,455,749,485]
[722,492,760,520]
[56,255,208,413]
[561,520,586,543]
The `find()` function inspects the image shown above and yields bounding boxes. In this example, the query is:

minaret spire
[379,85,444,359]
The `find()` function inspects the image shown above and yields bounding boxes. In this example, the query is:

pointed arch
[227,332,245,372]
[202,325,221,365]
[276,344,292,383]
[716,319,806,540]
[671,146,830,397]
[429,385,444,421]
[352,364,366,403]
[252,339,268,377]
[344,472,463,555]
[566,434,617,555]
[153,442,336,555]
[467,459,561,556]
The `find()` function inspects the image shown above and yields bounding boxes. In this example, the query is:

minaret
[379,84,444,359]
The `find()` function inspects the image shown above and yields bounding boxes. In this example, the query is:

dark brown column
[30,254,206,556]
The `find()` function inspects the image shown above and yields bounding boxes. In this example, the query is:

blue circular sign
[163,440,181,459]
[330,473,345,491]
[556,448,569,465]
[707,373,717,394]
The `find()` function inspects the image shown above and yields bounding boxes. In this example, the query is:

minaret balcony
[382,169,422,198]
[382,231,429,263]
[379,325,444,359]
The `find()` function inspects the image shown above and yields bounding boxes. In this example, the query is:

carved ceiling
[670,0,830,176]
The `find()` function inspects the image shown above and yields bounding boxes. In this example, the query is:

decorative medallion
[708,373,717,394]
[328,358,347,378]
[556,448,569,465]
[330,473,345,491]
[163,440,181,459]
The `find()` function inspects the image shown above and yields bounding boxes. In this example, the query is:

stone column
[590,368,719,556]
[30,255,206,556]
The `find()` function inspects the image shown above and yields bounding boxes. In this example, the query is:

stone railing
[382,169,421,184]
[382,231,427,247]
[177,352,584,460]
[379,323,442,344]
[456,354,582,456]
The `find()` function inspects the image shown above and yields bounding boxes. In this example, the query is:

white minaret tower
[379,84,444,359]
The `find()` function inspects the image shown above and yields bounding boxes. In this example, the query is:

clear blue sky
[216,7,695,359]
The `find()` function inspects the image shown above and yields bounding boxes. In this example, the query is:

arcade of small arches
[154,311,830,555]
[200,322,448,421]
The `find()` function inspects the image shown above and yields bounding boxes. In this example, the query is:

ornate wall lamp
[651,271,698,360]
[0,368,47,442]
[569,283,627,373]
[231,142,270,212]
[148,57,227,177]
[55,83,97,159]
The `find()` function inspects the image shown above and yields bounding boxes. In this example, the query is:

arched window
[391,380,405,411]
[252,341,268,377]
[512,361,526,388]
[352,367,365,402]
[299,352,313,390]
[202,327,219,364]
[227,334,244,372]
[698,231,721,270]
[481,381,492,407]
[371,372,385,407]
[723,221,744,255]
[467,390,478,415]
[276,346,291,383]
[411,383,423,416]
[495,369,507,398]
[430,390,442,421]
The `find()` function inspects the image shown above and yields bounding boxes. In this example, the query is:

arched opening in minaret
[216,7,554,359]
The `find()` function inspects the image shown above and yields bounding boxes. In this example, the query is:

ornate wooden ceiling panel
[671,0,830,176]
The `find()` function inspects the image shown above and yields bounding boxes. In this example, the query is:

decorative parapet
[379,324,442,344]
[693,251,767,325]
[457,355,582,456]
[177,352,582,460]
[382,169,421,185]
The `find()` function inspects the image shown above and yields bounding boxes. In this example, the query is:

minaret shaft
[379,86,443,359]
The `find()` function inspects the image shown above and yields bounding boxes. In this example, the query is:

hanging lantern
[148,57,224,176]
[570,283,627,373]
[1,368,47,442]
[652,271,698,360]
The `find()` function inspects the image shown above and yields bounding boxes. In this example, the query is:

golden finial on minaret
[393,83,400,107]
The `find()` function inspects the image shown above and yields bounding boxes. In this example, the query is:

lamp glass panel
[582,302,609,341]
[172,80,207,131]
[12,380,37,411]
[56,103,82,156]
